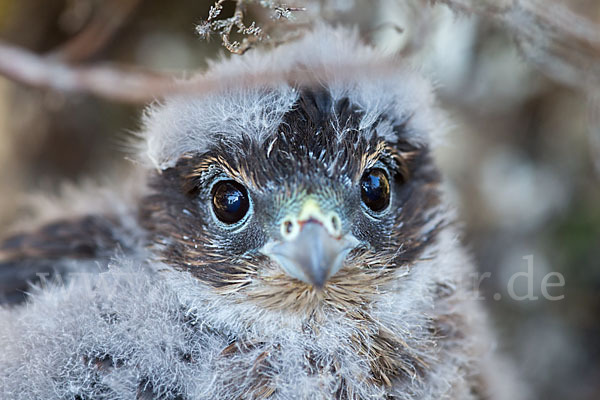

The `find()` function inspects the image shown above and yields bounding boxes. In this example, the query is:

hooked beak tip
[263,222,359,288]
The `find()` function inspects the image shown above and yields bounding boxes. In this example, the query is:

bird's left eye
[360,168,391,212]
[211,180,250,224]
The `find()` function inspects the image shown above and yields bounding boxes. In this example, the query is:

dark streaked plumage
[0,215,130,304]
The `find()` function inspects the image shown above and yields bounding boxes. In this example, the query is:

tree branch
[0,40,175,103]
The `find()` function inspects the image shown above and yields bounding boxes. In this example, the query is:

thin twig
[0,38,400,104]
[197,0,305,54]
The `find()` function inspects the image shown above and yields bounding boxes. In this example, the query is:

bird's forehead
[143,74,436,173]
[185,88,413,191]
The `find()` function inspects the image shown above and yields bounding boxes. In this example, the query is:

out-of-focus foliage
[0,1,598,399]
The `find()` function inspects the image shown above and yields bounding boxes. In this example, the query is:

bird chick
[0,26,520,400]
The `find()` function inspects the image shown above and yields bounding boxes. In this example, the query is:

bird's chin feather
[232,252,399,316]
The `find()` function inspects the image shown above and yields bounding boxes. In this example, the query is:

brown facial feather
[140,89,441,298]
[141,145,440,296]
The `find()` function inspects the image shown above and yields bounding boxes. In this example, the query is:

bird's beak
[261,198,359,288]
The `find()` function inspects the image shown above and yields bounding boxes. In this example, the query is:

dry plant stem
[206,0,265,54]
[0,39,400,104]
[199,0,304,54]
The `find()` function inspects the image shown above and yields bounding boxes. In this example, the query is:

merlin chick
[0,26,520,399]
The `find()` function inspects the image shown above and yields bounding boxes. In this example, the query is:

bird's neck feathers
[161,219,480,398]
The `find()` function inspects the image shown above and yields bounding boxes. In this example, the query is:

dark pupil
[360,169,390,212]
[212,181,249,223]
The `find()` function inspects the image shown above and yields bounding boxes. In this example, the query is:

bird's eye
[211,180,250,224]
[360,168,390,212]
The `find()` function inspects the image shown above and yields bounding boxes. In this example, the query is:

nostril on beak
[281,218,299,240]
[329,213,341,236]
[284,220,293,234]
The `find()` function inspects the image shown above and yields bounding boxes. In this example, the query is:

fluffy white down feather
[0,228,503,400]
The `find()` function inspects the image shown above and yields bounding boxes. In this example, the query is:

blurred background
[0,0,598,399]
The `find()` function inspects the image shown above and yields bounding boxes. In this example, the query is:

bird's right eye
[211,180,250,224]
